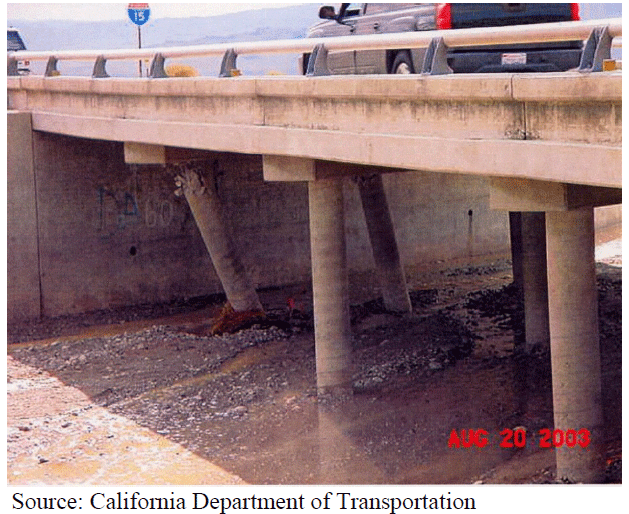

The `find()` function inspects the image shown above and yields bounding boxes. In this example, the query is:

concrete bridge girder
[7,73,621,189]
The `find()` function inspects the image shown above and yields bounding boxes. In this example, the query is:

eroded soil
[7,260,622,484]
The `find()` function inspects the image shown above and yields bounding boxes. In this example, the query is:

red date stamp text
[447,428,591,449]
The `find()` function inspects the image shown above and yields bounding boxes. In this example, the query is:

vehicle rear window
[450,3,576,29]
[7,30,26,51]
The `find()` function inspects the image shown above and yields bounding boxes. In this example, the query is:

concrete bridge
[7,19,621,483]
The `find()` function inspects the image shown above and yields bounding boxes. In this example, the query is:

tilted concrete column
[309,178,353,395]
[521,212,549,352]
[356,174,411,314]
[174,162,262,313]
[546,208,604,483]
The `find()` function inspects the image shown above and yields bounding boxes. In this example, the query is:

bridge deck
[7,72,621,189]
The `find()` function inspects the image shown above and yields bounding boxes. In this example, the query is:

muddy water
[161,337,555,485]
[7,256,620,485]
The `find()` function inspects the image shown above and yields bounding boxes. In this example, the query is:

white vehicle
[7,27,30,75]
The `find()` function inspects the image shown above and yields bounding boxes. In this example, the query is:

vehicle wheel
[392,51,415,74]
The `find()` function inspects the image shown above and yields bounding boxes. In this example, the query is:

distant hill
[8,4,318,76]
[579,3,622,20]
[8,3,622,77]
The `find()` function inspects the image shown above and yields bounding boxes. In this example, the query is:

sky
[7,2,623,23]
[6,1,309,22]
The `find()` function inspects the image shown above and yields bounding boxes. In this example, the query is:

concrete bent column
[520,212,549,352]
[546,208,604,483]
[509,212,524,290]
[309,178,353,395]
[356,174,412,314]
[175,162,262,313]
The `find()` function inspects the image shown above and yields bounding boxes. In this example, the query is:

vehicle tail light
[570,3,580,21]
[436,3,452,30]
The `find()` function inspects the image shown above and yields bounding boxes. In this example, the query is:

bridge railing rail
[7,17,622,78]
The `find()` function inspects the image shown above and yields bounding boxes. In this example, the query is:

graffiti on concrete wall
[143,196,174,228]
[96,167,177,237]
[97,187,141,233]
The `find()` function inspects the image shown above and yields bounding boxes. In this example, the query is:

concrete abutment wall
[7,123,518,321]
[7,111,41,322]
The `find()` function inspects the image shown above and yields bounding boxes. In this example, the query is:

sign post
[127,3,150,77]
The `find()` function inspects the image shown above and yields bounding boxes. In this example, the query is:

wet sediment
[7,262,621,485]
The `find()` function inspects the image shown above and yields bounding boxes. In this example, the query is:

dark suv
[302,3,583,75]
[7,27,30,75]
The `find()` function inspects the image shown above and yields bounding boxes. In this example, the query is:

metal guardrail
[7,17,622,78]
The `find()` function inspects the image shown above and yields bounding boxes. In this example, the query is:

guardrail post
[421,37,453,76]
[44,56,59,77]
[579,26,612,72]
[306,43,331,76]
[219,49,238,77]
[7,57,19,76]
[92,55,109,78]
[149,53,168,78]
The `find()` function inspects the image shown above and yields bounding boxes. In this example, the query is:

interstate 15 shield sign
[128,3,150,26]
